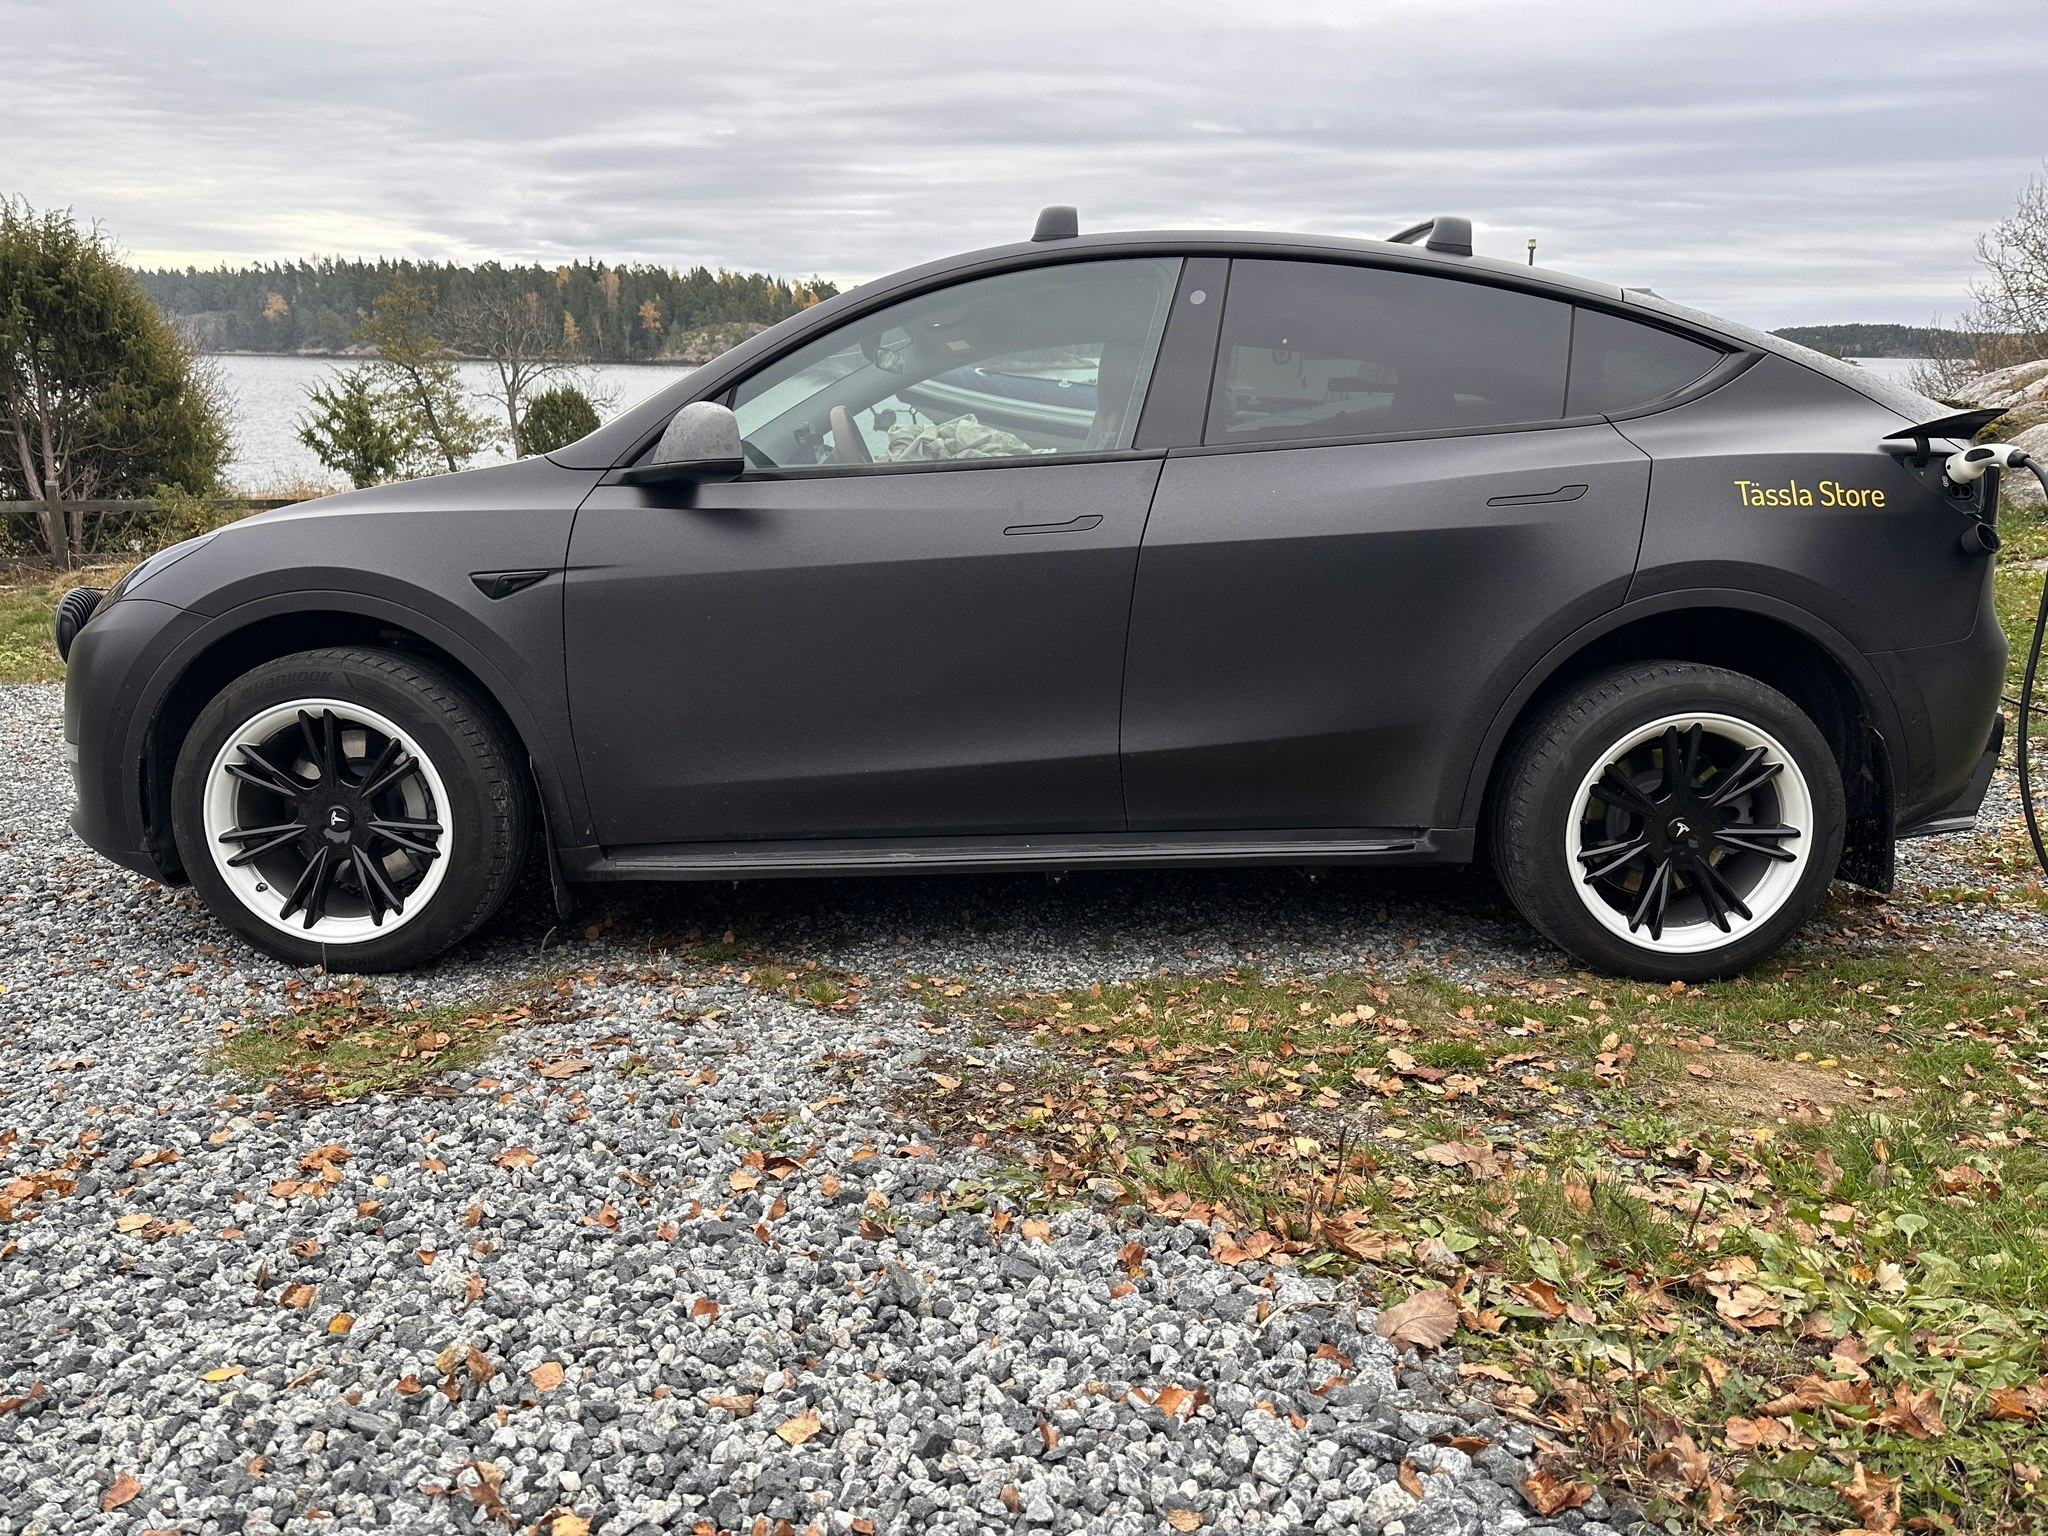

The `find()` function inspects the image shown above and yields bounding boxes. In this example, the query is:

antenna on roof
[1032,205,1079,242]
[1385,215,1473,257]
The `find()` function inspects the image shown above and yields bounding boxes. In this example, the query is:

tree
[296,366,427,487]
[1972,166,2048,369]
[449,285,579,454]
[0,198,232,563]
[356,280,491,474]
[520,384,601,455]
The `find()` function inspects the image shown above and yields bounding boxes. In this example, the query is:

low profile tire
[171,648,529,971]
[1491,662,1844,982]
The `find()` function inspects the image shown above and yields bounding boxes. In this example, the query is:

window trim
[602,445,1169,487]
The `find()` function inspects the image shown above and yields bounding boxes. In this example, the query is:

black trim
[1134,256,1230,450]
[601,447,1165,488]
[1171,411,1616,458]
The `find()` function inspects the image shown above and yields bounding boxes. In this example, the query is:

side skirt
[560,828,1475,883]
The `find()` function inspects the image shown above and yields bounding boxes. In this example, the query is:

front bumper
[63,595,205,881]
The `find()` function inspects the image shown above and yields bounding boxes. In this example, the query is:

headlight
[104,530,221,605]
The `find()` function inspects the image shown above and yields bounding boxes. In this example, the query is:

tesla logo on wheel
[328,808,349,830]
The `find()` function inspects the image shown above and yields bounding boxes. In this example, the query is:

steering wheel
[829,406,873,465]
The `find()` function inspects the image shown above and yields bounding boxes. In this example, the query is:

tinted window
[730,258,1180,468]
[1206,261,1571,445]
[1565,308,1722,415]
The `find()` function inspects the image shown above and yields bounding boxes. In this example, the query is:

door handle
[1486,484,1588,507]
[1004,514,1104,536]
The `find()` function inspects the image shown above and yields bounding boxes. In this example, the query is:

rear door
[1122,259,1671,834]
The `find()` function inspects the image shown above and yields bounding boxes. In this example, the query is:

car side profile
[57,209,2008,980]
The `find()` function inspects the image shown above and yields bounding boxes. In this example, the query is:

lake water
[208,354,697,491]
[205,352,1932,493]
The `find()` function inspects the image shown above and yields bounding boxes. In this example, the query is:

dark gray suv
[57,211,2008,980]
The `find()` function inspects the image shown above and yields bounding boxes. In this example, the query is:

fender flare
[1453,587,1908,828]
[130,588,594,857]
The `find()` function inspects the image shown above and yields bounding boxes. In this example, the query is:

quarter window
[1206,261,1572,445]
[1565,308,1724,415]
[729,258,1180,469]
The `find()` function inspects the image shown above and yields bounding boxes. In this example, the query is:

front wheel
[1491,663,1844,981]
[171,648,529,971]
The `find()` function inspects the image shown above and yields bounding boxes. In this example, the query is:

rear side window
[1566,308,1723,415]
[1206,260,1571,445]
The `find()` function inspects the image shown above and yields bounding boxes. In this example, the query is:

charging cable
[1945,442,2048,874]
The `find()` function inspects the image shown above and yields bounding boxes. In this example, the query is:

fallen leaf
[692,1297,720,1320]
[102,1472,141,1512]
[1518,1467,1594,1517]
[326,1314,353,1335]
[706,1392,757,1417]
[775,1409,823,1446]
[200,1365,245,1383]
[1155,1384,1193,1418]
[1166,1510,1204,1531]
[1398,1460,1425,1498]
[1020,1217,1052,1243]
[531,1362,565,1393]
[1375,1288,1458,1351]
[1876,1382,1945,1440]
[551,1513,591,1536]
[493,1146,538,1170]
[1839,1462,1900,1532]
[114,1213,152,1233]
[280,1283,316,1309]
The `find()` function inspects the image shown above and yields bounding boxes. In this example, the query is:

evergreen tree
[520,384,601,455]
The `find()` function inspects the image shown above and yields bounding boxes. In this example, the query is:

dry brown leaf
[531,1361,565,1393]
[1155,1384,1193,1419]
[551,1512,590,1536]
[706,1392,757,1417]
[775,1409,823,1446]
[1375,1288,1458,1351]
[1987,1385,2044,1422]
[102,1472,141,1512]
[1840,1462,1900,1532]
[465,1345,494,1383]
[1875,1382,1944,1440]
[1165,1510,1204,1531]
[280,1283,315,1309]
[493,1146,538,1170]
[1518,1467,1594,1516]
[1210,1230,1278,1266]
[1020,1217,1052,1243]
[326,1314,353,1335]
[1117,1238,1147,1276]
[691,1297,720,1320]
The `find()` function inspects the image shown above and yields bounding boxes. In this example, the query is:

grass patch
[0,560,130,684]
[217,980,563,1102]
[903,952,2048,1532]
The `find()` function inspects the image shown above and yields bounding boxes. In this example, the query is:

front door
[565,256,1181,848]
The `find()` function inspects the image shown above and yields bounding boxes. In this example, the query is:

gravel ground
[2,680,2038,1535]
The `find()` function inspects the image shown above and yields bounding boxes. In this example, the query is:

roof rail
[1385,215,1472,257]
[1032,205,1079,242]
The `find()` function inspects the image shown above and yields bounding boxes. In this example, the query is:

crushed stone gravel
[1,680,2033,1534]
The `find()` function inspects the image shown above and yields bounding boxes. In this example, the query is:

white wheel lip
[200,697,454,947]
[1563,711,1813,956]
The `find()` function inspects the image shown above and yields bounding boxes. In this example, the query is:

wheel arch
[135,593,583,881]
[1461,591,1900,888]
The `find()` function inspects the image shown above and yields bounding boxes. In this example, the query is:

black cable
[2020,460,2048,878]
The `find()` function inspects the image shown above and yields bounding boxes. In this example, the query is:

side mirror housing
[619,401,746,486]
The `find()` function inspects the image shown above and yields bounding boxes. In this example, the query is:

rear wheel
[1492,663,1844,980]
[172,648,528,971]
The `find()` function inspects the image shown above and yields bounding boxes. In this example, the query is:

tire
[171,648,529,971]
[1491,662,1844,981]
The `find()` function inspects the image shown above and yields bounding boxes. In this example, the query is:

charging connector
[1948,443,2048,879]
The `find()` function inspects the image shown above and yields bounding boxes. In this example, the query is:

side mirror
[619,401,746,486]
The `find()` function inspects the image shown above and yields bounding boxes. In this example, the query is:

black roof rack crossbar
[1386,215,1473,257]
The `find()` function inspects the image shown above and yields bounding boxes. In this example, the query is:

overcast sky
[5,0,2044,327]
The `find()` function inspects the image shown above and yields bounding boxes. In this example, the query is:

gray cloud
[4,0,2043,324]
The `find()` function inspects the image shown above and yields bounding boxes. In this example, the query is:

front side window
[1207,260,1572,445]
[730,258,1180,469]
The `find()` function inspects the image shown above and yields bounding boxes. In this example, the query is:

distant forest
[132,259,841,362]
[1770,323,1979,358]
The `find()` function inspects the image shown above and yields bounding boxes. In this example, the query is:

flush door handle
[1004,514,1104,536]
